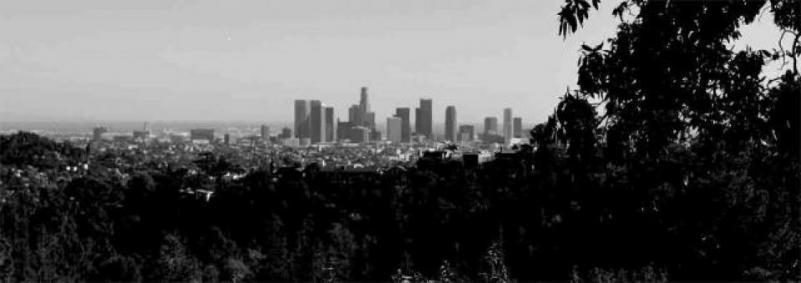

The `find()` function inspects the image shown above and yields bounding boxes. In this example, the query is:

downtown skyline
[294,86,524,143]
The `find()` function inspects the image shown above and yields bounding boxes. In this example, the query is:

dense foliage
[0,0,799,281]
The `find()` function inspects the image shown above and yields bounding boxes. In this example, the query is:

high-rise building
[294,100,310,139]
[224,133,231,145]
[365,112,376,130]
[395,107,411,142]
[419,99,433,138]
[348,105,360,125]
[458,125,475,142]
[310,100,324,143]
[359,87,370,123]
[484,117,498,135]
[513,117,523,138]
[260,125,270,140]
[346,87,375,139]
[325,106,335,142]
[386,117,402,143]
[503,108,513,143]
[445,106,457,142]
[415,107,422,135]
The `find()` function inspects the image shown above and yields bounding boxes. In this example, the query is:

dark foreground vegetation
[1,0,800,281]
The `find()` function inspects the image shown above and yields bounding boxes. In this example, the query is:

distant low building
[133,130,150,141]
[283,138,300,147]
[112,135,133,143]
[482,133,505,144]
[349,127,370,143]
[280,127,292,139]
[260,125,270,140]
[93,127,108,141]
[458,125,475,142]
[190,128,215,142]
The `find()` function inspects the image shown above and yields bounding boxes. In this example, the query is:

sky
[0,0,784,125]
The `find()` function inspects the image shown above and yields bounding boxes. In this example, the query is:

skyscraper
[310,100,323,143]
[484,117,498,135]
[445,106,457,142]
[294,100,310,139]
[395,107,411,142]
[359,87,370,122]
[325,106,335,142]
[503,108,513,143]
[513,117,523,138]
[419,98,433,138]
[415,107,422,135]
[365,112,376,130]
[386,116,402,143]
[349,105,360,125]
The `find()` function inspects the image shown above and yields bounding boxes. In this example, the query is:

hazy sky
[0,0,784,124]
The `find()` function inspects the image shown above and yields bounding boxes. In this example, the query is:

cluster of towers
[294,86,523,144]
[293,100,335,144]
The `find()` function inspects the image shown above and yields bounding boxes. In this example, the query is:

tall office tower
[458,125,475,142]
[484,117,498,135]
[260,125,270,140]
[325,106,335,142]
[445,106,457,142]
[348,105,360,124]
[386,117,402,143]
[359,87,370,124]
[143,122,150,133]
[224,133,231,145]
[92,126,108,141]
[395,108,411,142]
[294,100,310,139]
[513,117,523,138]
[503,108,513,143]
[366,112,376,130]
[310,100,324,143]
[420,99,433,138]
[415,107,422,135]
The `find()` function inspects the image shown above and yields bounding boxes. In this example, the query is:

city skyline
[0,0,783,125]
[292,86,524,144]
